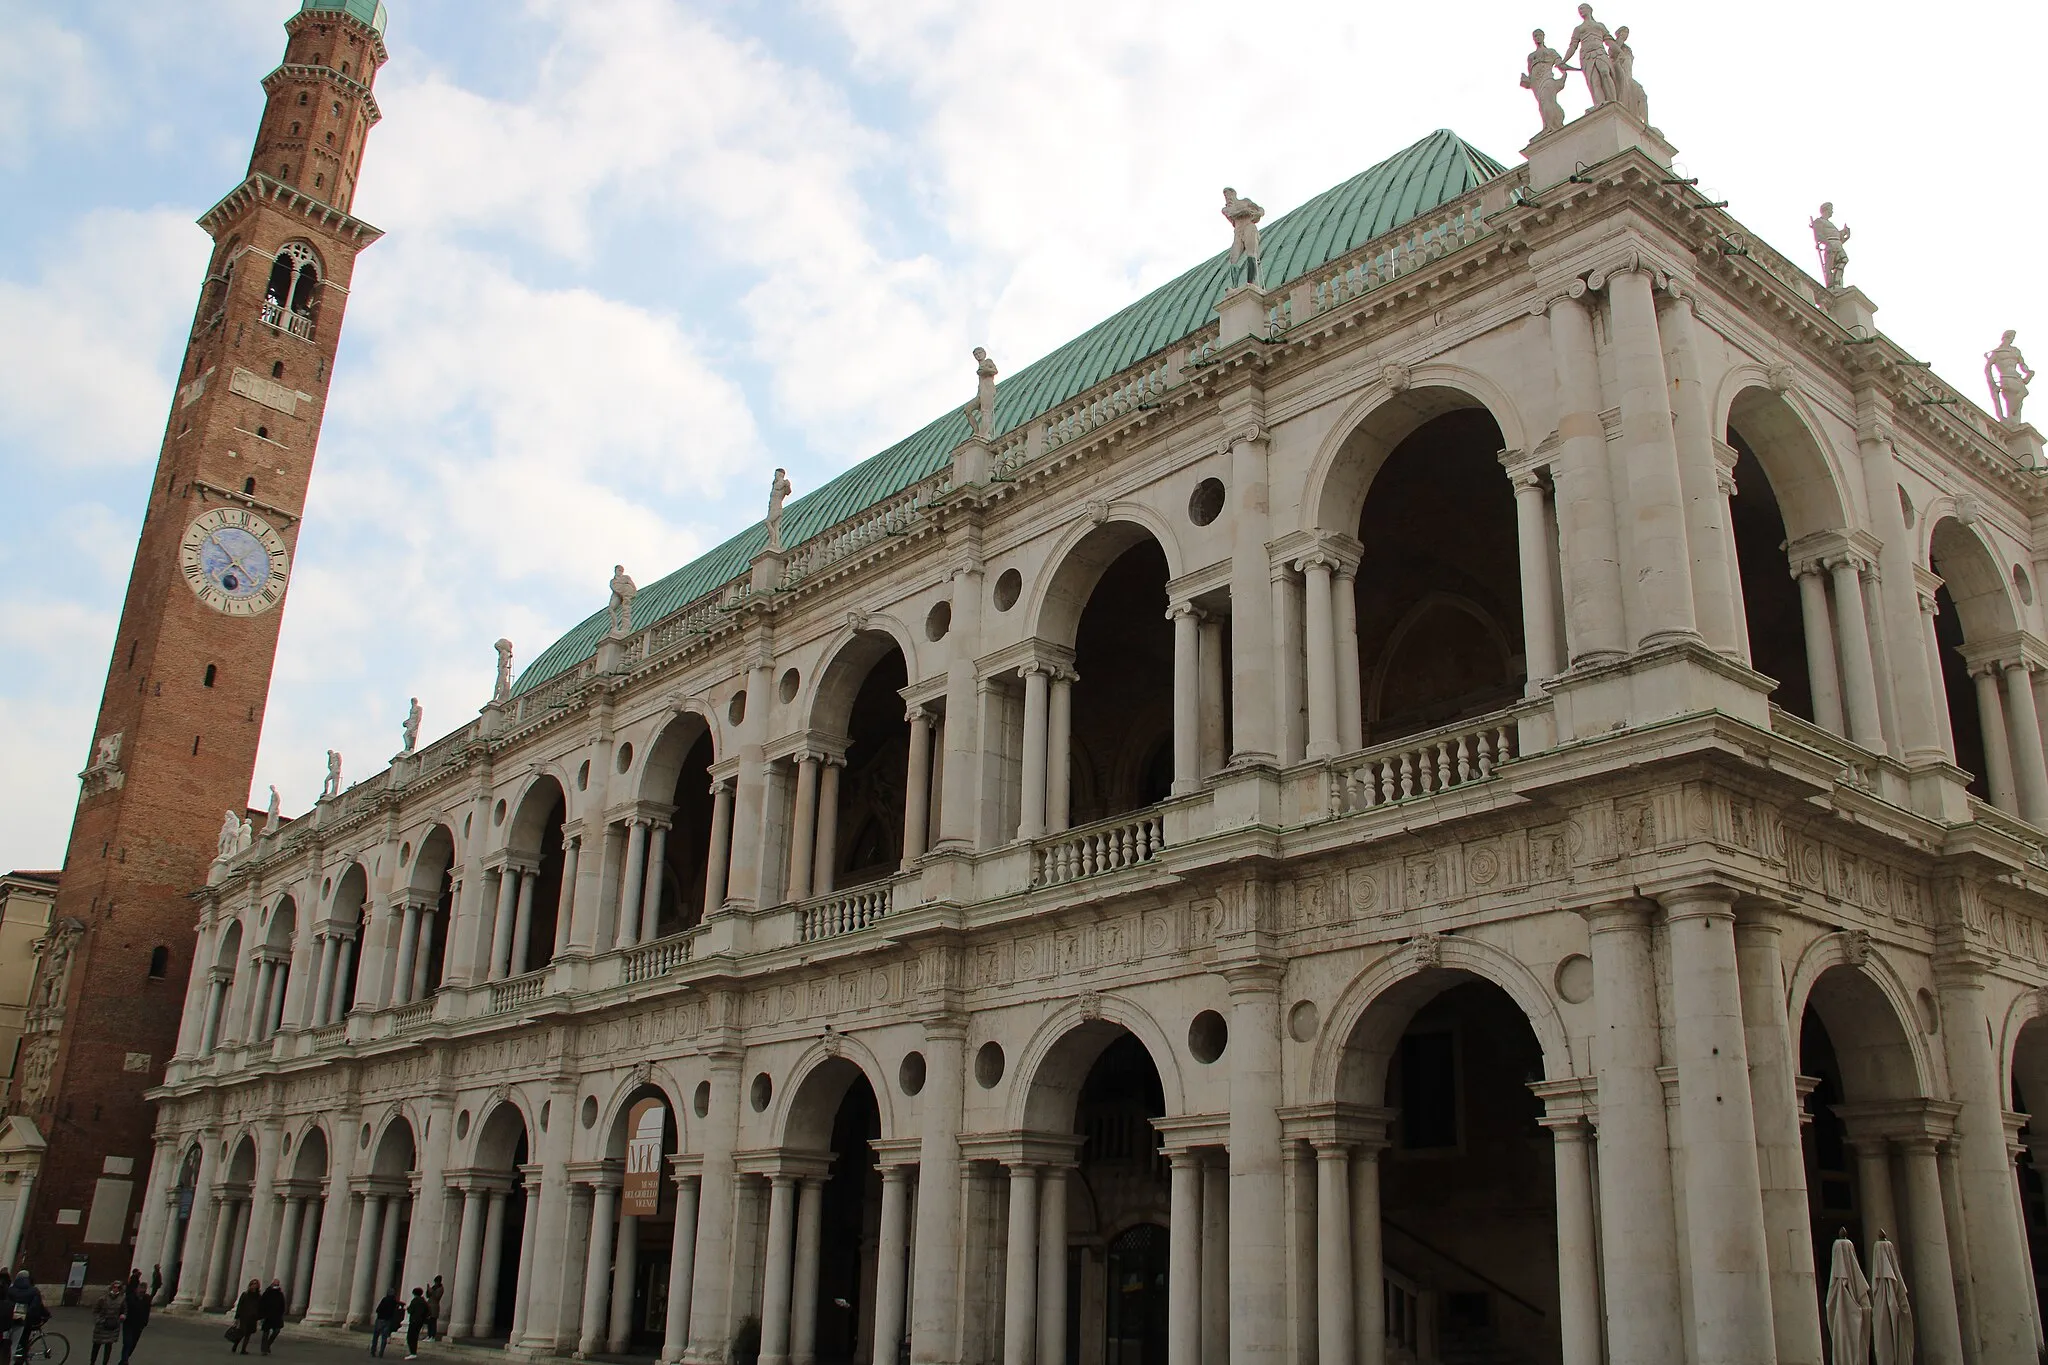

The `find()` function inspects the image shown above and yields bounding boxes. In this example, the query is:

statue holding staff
[1987,330,2034,424]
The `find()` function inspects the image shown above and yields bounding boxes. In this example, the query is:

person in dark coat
[423,1278,443,1341]
[89,1280,125,1365]
[232,1280,262,1355]
[402,1288,429,1360]
[258,1280,286,1354]
[119,1272,151,1365]
[8,1272,48,1363]
[370,1291,401,1358]
[147,1268,161,1306]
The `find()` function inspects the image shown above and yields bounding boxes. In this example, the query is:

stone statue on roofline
[1521,30,1568,134]
[493,638,515,703]
[1560,4,1616,107]
[608,564,638,637]
[1605,25,1647,122]
[1810,203,1851,289]
[264,784,281,833]
[765,468,793,552]
[964,347,998,440]
[1222,188,1265,286]
[1987,331,2034,425]
[322,749,342,800]
[217,809,241,859]
[235,816,254,852]
[400,696,422,754]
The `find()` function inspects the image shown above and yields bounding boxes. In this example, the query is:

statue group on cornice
[1522,5,1647,135]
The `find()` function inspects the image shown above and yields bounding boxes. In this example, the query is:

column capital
[1654,882,1740,921]
[1574,897,1656,931]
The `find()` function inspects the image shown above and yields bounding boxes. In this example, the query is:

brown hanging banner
[623,1097,665,1216]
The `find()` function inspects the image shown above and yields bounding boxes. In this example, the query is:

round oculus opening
[577,760,590,791]
[1286,999,1320,1043]
[1898,484,1916,529]
[779,668,801,704]
[1188,1010,1228,1063]
[993,569,1022,612]
[899,1051,927,1096]
[2016,564,2035,606]
[399,841,412,865]
[750,1072,774,1112]
[974,1041,1006,1089]
[540,1100,550,1132]
[1554,953,1595,1004]
[693,1081,711,1117]
[925,601,952,642]
[493,799,506,826]
[359,1124,371,1149]
[616,742,634,774]
[728,691,747,726]
[580,1096,599,1129]
[455,1111,470,1140]
[1188,477,1226,526]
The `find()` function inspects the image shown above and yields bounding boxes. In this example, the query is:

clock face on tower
[179,506,290,615]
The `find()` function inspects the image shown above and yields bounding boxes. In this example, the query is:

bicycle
[16,1327,69,1365]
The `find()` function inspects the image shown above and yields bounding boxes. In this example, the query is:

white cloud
[0,12,103,167]
[0,594,117,868]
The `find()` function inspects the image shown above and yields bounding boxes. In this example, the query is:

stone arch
[1928,515,2020,643]
[214,917,245,970]
[1027,510,1185,648]
[471,1092,533,1170]
[636,708,719,805]
[805,621,918,740]
[1365,590,1515,729]
[369,1110,418,1178]
[288,1121,330,1183]
[1719,381,1854,541]
[263,895,297,952]
[222,1131,259,1185]
[1011,995,1189,1133]
[1784,931,1937,1101]
[505,771,570,861]
[594,1066,690,1158]
[2000,988,2048,1114]
[404,823,458,899]
[1311,935,1576,1103]
[775,1038,897,1150]
[1303,370,1529,535]
[327,859,369,925]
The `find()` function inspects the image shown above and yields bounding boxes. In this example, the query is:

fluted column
[640,821,670,940]
[392,903,421,1007]
[903,709,934,865]
[1581,900,1683,1362]
[788,757,821,904]
[1830,558,1885,748]
[579,1177,621,1356]
[1002,1164,1040,1365]
[872,1166,911,1365]
[1513,474,1562,685]
[1607,266,1697,645]
[1314,1144,1353,1365]
[487,868,519,981]
[2003,661,2048,825]
[1302,559,1338,758]
[704,779,735,910]
[1036,1166,1069,1365]
[1167,1152,1201,1365]
[1663,886,1776,1365]
[1794,566,1846,735]
[1020,666,1052,839]
[660,1172,700,1364]
[1170,605,1203,792]
[446,1187,485,1339]
[1547,293,1626,662]
[1047,672,1073,832]
[617,820,650,947]
[815,759,843,895]
[791,1178,826,1365]
[759,1176,800,1365]
[1973,665,2021,813]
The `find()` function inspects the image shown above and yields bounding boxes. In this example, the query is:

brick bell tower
[2,0,387,1277]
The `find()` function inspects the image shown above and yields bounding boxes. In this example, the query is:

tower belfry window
[264,242,321,320]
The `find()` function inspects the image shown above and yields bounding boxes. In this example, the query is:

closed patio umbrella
[1828,1229,1872,1365]
[1870,1232,1914,1365]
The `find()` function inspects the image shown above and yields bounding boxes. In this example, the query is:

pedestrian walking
[232,1280,262,1355]
[119,1271,151,1365]
[370,1291,401,1358]
[402,1288,429,1360]
[89,1280,125,1365]
[9,1271,49,1363]
[423,1278,443,1341]
[258,1280,285,1354]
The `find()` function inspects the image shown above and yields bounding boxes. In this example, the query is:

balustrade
[1769,705,1877,791]
[1031,811,1167,887]
[259,298,316,341]
[622,931,696,984]
[798,883,893,943]
[486,969,547,1015]
[1041,355,1171,455]
[389,999,434,1033]
[1327,714,1518,816]
[310,1021,346,1050]
[780,482,936,585]
[1303,199,1495,320]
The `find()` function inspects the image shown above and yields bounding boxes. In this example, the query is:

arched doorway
[1929,516,2022,807]
[585,1086,681,1356]
[322,863,369,1025]
[2011,1014,2048,1323]
[641,717,717,936]
[254,897,295,1042]
[279,1125,330,1317]
[1335,974,1560,1364]
[392,825,455,1004]
[355,1118,417,1324]
[448,1102,529,1342]
[777,1059,883,1365]
[795,631,913,904]
[212,1134,260,1308]
[501,778,568,976]
[166,1143,205,1302]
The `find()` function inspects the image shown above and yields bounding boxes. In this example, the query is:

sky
[2,0,2044,871]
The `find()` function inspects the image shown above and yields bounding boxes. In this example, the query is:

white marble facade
[144,106,2048,1365]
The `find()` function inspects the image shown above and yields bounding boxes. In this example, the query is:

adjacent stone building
[142,32,2048,1365]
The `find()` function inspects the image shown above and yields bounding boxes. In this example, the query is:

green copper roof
[514,129,1506,696]
[299,0,388,36]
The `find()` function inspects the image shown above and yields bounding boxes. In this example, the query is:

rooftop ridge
[513,128,1506,695]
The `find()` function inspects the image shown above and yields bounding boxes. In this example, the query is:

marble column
[556,836,581,956]
[1271,565,1306,765]
[1313,1145,1353,1365]
[272,1194,304,1289]
[903,709,933,866]
[375,1196,405,1300]
[1002,1164,1039,1365]
[1734,914,1824,1365]
[1332,567,1363,753]
[812,761,841,895]
[609,1211,641,1353]
[730,655,775,908]
[516,1099,576,1354]
[446,1187,485,1339]
[510,1174,543,1344]
[1348,1146,1382,1365]
[1663,886,1776,1364]
[508,868,537,976]
[347,1194,384,1326]
[1829,559,1885,748]
[705,780,735,910]
[1228,967,1286,1365]
[410,911,434,1002]
[302,1121,357,1324]
[1171,605,1202,793]
[1546,293,1626,663]
[1608,267,1697,646]
[1581,901,1684,1363]
[1199,615,1228,775]
[291,1199,321,1315]
[660,1173,700,1364]
[1541,1119,1601,1365]
[910,1021,967,1365]
[640,822,670,940]
[1513,475,1563,685]
[688,1056,744,1364]
[311,935,337,1026]
[2003,662,2048,825]
[1302,559,1338,759]
[1227,421,1277,764]
[579,1178,622,1355]
[1794,567,1846,736]
[473,1189,507,1338]
[486,870,518,981]
[1897,1137,1967,1365]
[1036,1167,1069,1365]
[1200,1158,1228,1365]
[1047,675,1073,833]
[760,1176,800,1365]
[200,972,227,1053]
[1659,292,1741,654]
[792,1178,825,1365]
[329,936,356,1018]
[1020,667,1051,840]
[788,757,821,904]
[1167,1153,1201,1365]
[872,1166,911,1365]
[1847,1136,1899,1266]
[392,904,421,1007]
[618,820,650,947]
[1974,666,2021,814]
